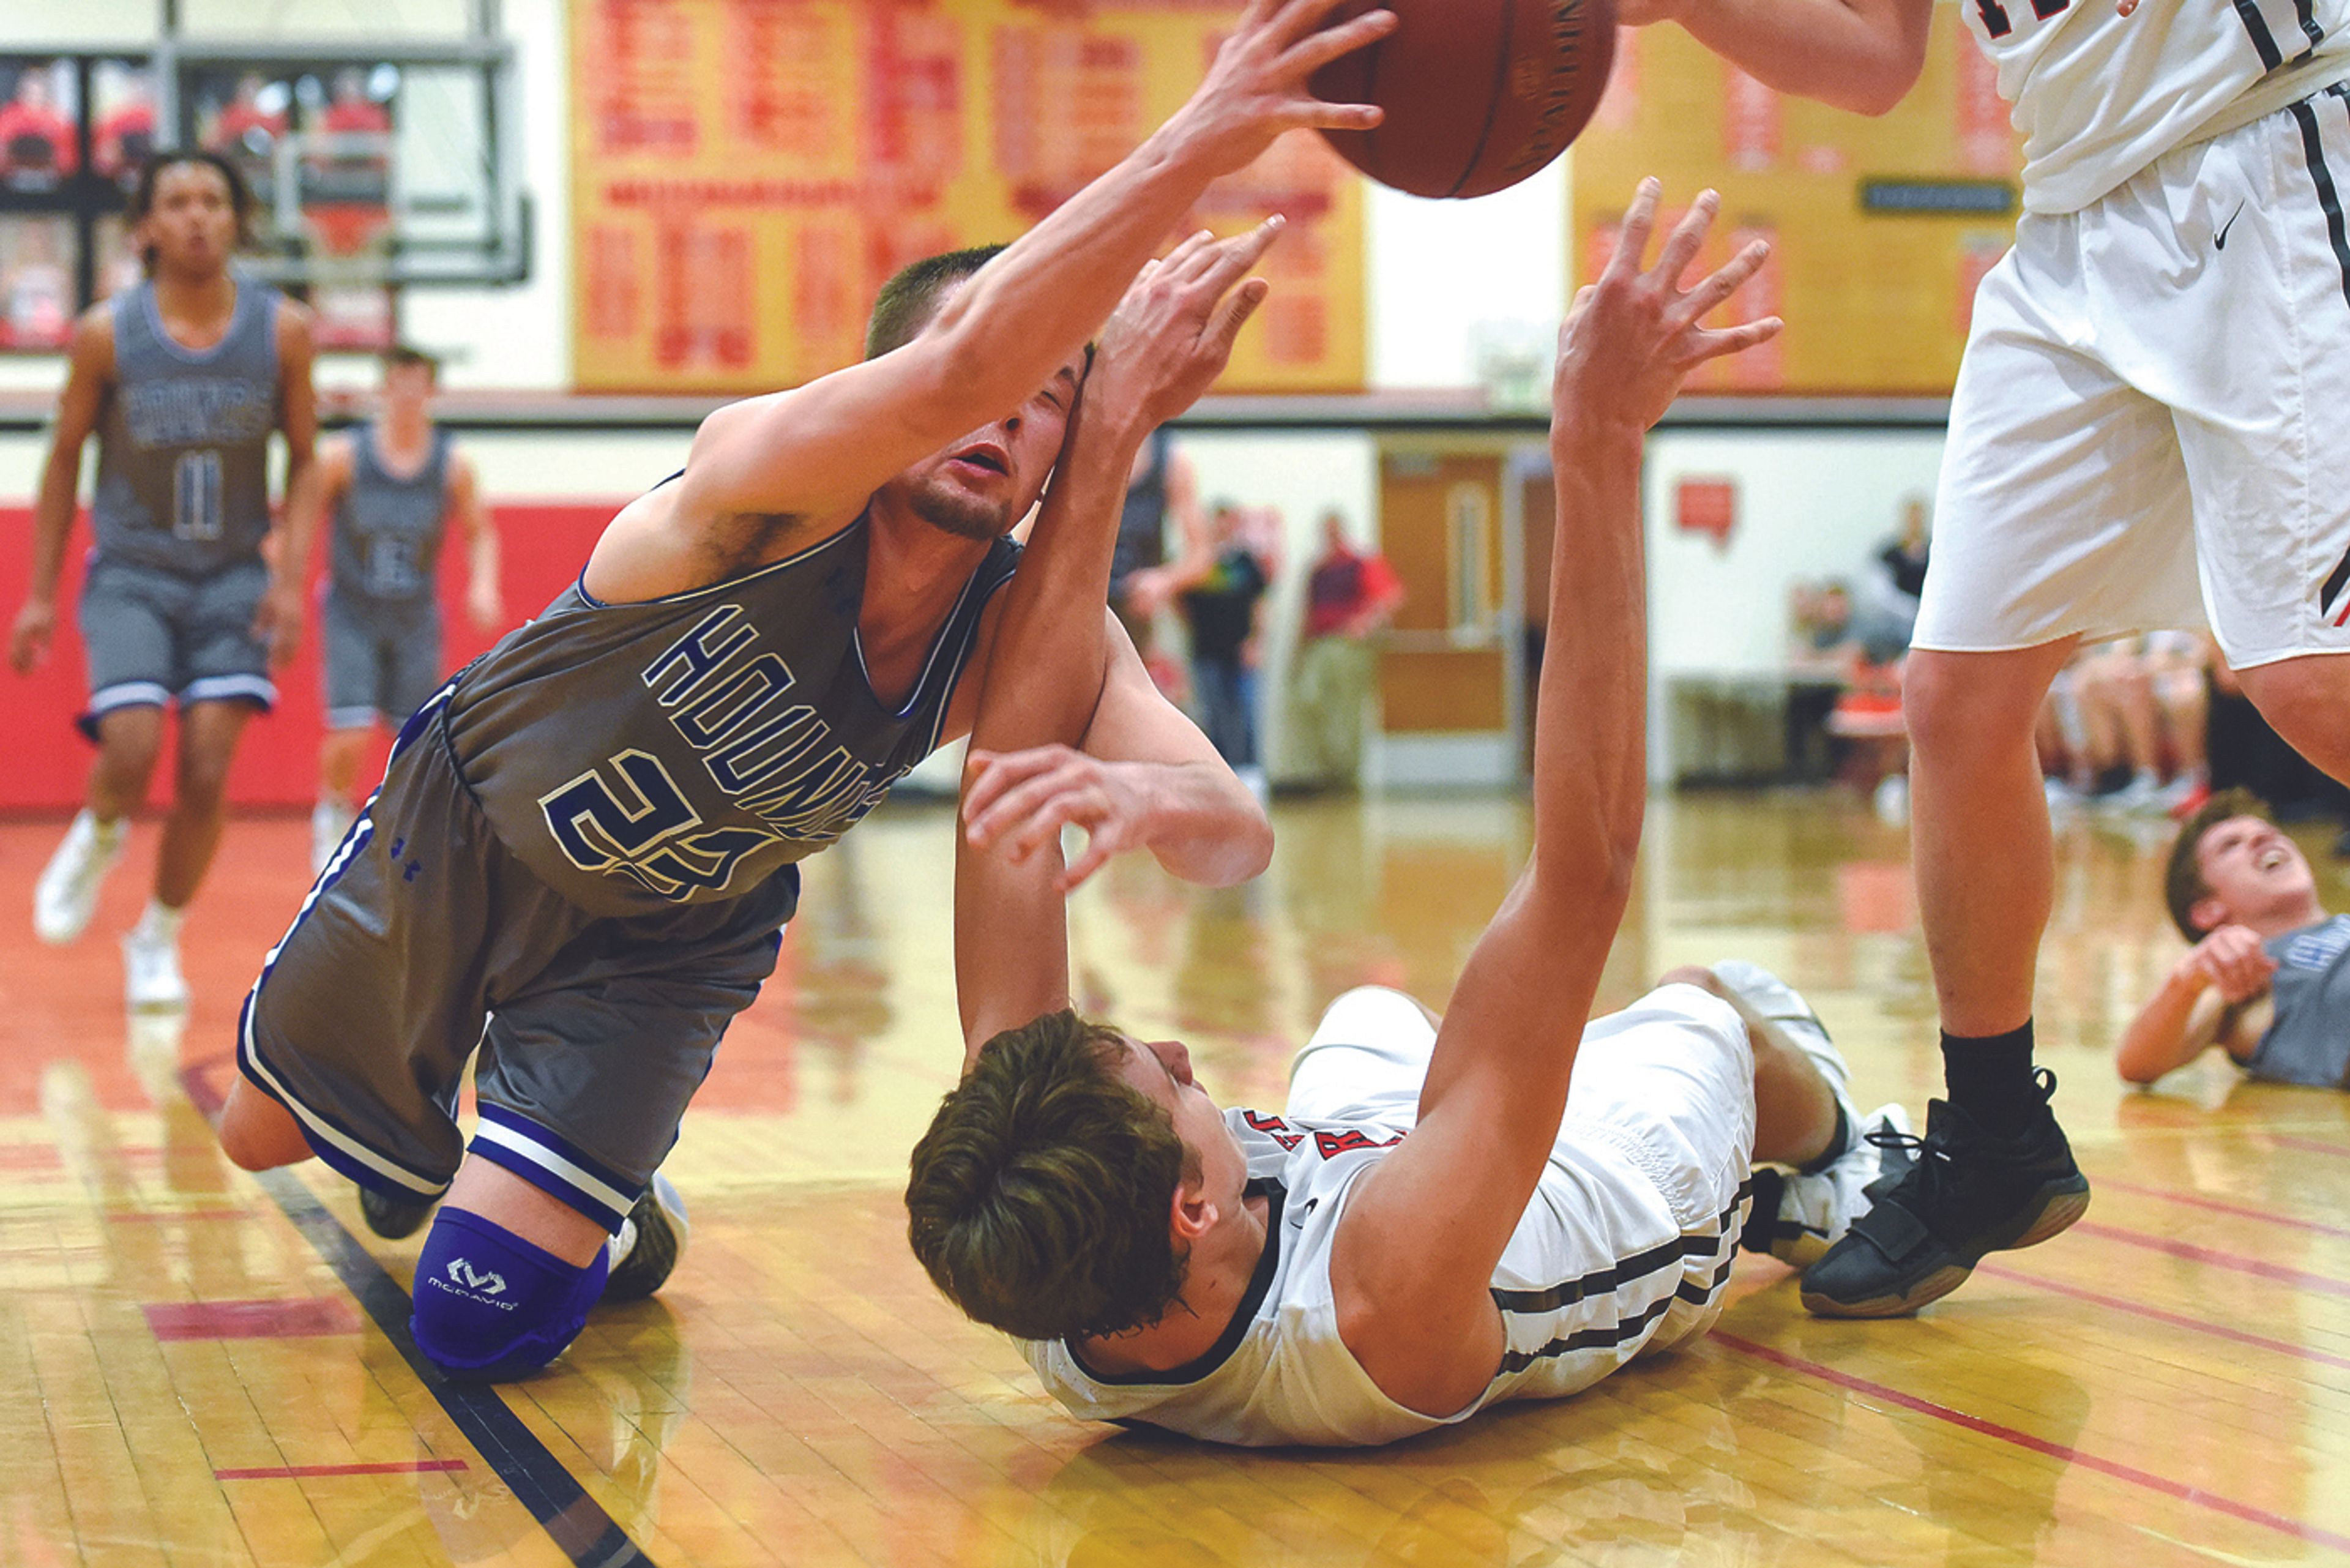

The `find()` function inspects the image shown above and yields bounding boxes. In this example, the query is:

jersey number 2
[1973,0,2070,37]
[173,450,223,542]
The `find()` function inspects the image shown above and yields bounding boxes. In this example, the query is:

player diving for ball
[1613,0,2350,1315]
[907,185,1914,1447]
[212,0,1398,1384]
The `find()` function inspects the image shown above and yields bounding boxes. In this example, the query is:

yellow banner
[1571,12,2022,395]
[571,0,1366,394]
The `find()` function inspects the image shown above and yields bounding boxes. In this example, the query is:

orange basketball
[1310,0,1618,200]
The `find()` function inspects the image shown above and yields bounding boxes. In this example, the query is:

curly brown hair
[905,1010,1196,1342]
[2163,788,2274,941]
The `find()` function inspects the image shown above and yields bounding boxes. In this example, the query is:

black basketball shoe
[360,1186,437,1241]
[605,1174,688,1302]
[1800,1069,2089,1318]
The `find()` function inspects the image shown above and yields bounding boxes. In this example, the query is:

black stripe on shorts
[2232,0,2286,69]
[2291,95,2350,315]
[1488,1178,1754,1316]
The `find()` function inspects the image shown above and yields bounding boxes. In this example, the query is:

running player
[908,189,1910,1447]
[212,0,1395,1385]
[7,150,319,1012]
[309,344,501,872]
[1613,0,2350,1315]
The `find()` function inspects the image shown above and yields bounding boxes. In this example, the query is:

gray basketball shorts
[236,689,800,1231]
[76,553,275,740]
[323,591,444,731]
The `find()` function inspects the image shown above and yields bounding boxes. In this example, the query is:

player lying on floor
[2117,790,2349,1089]
[905,185,1919,1448]
[214,0,1399,1383]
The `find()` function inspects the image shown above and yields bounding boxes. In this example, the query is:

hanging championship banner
[572,0,1367,394]
[1572,11,2023,395]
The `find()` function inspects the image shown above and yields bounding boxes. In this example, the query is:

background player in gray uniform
[908,188,1915,1446]
[6,151,320,1011]
[308,344,502,871]
[211,0,1393,1386]
[2117,791,2350,1088]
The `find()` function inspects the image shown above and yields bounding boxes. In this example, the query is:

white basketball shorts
[1917,83,2350,670]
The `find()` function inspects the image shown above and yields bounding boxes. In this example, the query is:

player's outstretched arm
[956,233,1279,1059]
[677,0,1392,537]
[1617,0,1933,116]
[7,307,112,677]
[2116,927,2276,1083]
[1327,184,1783,1420]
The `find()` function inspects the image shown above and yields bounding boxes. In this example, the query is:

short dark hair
[2164,788,2273,941]
[130,151,257,266]
[381,343,441,379]
[864,245,1006,360]
[905,1010,1196,1341]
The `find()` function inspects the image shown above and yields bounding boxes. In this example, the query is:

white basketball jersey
[1966,0,2350,212]
[1017,1102,1745,1448]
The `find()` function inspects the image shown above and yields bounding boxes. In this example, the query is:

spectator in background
[2,223,72,349]
[1288,509,1404,790]
[1108,427,1199,699]
[0,71,77,181]
[2043,636,2212,816]
[1163,500,1272,797]
[208,73,288,152]
[94,76,155,182]
[1851,494,1929,666]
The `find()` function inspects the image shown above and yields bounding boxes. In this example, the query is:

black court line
[252,1170,657,1568]
[182,1063,656,1568]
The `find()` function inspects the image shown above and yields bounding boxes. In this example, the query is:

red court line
[2071,1222,2350,1297]
[2091,1178,2350,1242]
[1714,1333,2350,1553]
[144,1297,363,1340]
[214,1459,468,1481]
[1974,1264,2350,1373]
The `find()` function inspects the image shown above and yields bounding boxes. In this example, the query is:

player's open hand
[2180,924,2278,1005]
[963,745,1160,892]
[7,597,54,675]
[1171,0,1396,174]
[1091,222,1283,434]
[1554,180,1783,437]
[251,580,306,668]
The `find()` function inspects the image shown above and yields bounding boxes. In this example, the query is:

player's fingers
[1280,99,1384,135]
[1193,216,1285,291]
[1160,229,1217,278]
[1680,315,1783,365]
[1266,0,1379,51]
[1668,239,1769,329]
[1059,826,1125,891]
[963,750,1067,832]
[1280,7,1400,76]
[1605,179,1662,283]
[974,764,1094,846]
[1203,278,1272,360]
[1647,189,1718,291]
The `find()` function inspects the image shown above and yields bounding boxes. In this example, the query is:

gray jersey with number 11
[92,276,280,577]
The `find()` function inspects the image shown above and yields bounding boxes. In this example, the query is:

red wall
[0,502,622,812]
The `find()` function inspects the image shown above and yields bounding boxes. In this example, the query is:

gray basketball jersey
[92,276,280,577]
[442,515,1018,917]
[2249,916,2350,1088]
[330,423,452,612]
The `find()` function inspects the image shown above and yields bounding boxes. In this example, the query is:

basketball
[1310,0,1618,200]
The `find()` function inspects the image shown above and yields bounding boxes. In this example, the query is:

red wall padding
[0,502,623,812]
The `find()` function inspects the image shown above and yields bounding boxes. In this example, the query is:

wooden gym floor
[1,791,2346,1567]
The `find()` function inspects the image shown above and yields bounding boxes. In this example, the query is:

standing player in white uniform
[1613,0,2350,1315]
[906,190,1911,1447]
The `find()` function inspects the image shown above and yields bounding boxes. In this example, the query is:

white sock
[133,900,184,943]
[81,808,124,846]
[608,1216,640,1268]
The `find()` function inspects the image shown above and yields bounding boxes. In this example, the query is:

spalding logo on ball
[1310,0,1619,199]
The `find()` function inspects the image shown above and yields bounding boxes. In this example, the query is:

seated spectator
[2043,636,2211,815]
[1288,509,1404,790]
[2117,791,2348,1088]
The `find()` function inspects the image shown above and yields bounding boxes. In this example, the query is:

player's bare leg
[1804,640,2091,1317]
[217,1080,314,1170]
[118,700,251,1009]
[2234,652,2350,782]
[313,724,371,870]
[33,706,161,945]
